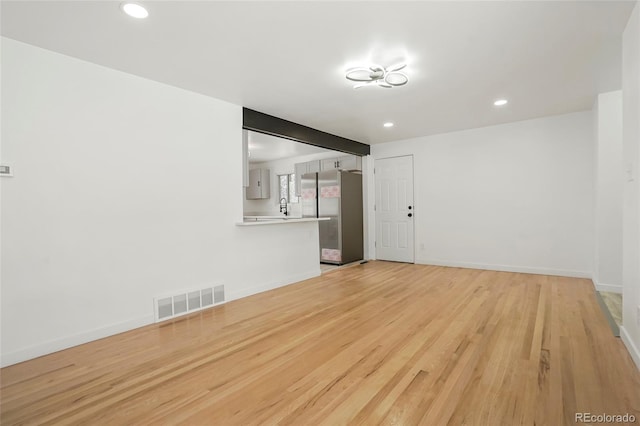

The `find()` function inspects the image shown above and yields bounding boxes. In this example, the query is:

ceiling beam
[243,108,370,156]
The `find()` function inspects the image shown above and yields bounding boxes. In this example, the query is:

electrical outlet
[637,305,640,327]
[420,243,425,251]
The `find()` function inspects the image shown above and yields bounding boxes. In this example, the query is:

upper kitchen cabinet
[338,155,362,171]
[321,154,362,172]
[294,160,320,196]
[246,168,270,200]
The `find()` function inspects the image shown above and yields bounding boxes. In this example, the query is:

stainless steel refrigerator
[301,170,363,265]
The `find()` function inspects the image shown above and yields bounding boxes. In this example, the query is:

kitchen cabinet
[337,155,361,171]
[321,158,339,171]
[246,168,270,200]
[321,155,362,172]
[294,160,320,196]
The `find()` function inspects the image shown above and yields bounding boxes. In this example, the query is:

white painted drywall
[369,111,594,277]
[621,2,640,370]
[0,38,320,366]
[592,91,624,293]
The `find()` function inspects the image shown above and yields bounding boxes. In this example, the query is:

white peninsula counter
[236,216,330,227]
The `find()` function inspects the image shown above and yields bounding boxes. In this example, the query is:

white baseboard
[417,258,592,279]
[620,326,640,371]
[0,314,154,368]
[591,279,623,294]
[227,269,321,302]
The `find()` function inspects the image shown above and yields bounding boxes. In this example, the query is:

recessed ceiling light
[494,99,508,106]
[383,122,394,128]
[121,2,148,19]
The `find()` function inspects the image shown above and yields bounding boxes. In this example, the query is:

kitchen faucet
[279,198,288,216]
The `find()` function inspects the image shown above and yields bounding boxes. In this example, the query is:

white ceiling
[1,1,634,144]
[247,131,330,163]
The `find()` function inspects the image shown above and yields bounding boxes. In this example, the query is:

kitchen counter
[236,217,329,226]
[243,215,302,220]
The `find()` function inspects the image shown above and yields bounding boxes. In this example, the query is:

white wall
[593,91,624,293]
[0,38,320,366]
[244,150,340,217]
[369,111,594,277]
[621,2,640,370]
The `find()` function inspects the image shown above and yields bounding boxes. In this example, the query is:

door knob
[408,206,412,209]
[408,213,413,218]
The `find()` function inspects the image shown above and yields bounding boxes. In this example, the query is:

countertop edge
[236,217,330,227]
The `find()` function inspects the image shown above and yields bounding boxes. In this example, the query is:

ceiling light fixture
[494,99,508,106]
[383,122,394,128]
[121,2,149,19]
[346,63,409,89]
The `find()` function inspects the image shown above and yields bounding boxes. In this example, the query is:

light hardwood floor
[2,262,639,425]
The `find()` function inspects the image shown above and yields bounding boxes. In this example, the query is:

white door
[375,156,414,263]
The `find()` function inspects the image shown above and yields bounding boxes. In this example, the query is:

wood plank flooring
[2,261,639,425]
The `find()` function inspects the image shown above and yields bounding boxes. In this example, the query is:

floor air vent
[154,286,224,322]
